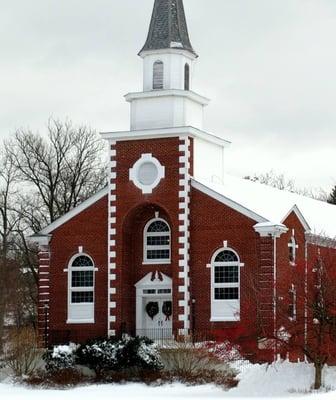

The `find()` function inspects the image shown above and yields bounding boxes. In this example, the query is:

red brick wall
[47,195,108,344]
[189,187,260,343]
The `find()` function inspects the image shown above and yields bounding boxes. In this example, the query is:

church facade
[32,0,336,360]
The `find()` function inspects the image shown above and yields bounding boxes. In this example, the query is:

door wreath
[162,301,172,321]
[146,301,159,320]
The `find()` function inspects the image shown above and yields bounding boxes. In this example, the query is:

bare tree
[0,118,107,349]
[6,118,106,226]
[0,151,19,352]
[244,170,328,201]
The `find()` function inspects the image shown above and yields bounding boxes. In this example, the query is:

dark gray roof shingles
[140,0,197,56]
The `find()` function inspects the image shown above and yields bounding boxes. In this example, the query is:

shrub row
[43,336,163,376]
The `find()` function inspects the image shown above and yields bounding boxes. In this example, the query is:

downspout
[273,234,278,361]
[304,238,308,361]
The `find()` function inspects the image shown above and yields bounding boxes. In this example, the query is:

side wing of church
[31,0,336,360]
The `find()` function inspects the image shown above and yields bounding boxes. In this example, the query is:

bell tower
[102,0,230,339]
[125,0,209,131]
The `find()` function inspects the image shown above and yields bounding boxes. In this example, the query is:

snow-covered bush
[76,338,121,374]
[77,336,163,375]
[43,343,78,372]
[119,336,163,371]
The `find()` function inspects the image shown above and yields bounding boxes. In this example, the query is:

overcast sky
[1,0,336,191]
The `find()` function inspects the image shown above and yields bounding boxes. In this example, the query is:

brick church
[32,0,336,356]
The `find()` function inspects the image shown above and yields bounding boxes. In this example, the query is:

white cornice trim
[34,186,109,236]
[138,48,197,60]
[125,89,210,106]
[100,126,231,148]
[254,222,288,238]
[281,204,311,233]
[191,179,267,224]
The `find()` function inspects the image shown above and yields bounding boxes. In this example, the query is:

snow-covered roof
[192,174,336,239]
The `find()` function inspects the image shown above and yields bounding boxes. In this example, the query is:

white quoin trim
[108,141,117,337]
[178,137,191,331]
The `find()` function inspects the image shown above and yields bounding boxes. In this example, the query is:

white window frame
[65,253,97,324]
[288,236,298,266]
[143,218,171,265]
[210,247,243,322]
[153,60,164,90]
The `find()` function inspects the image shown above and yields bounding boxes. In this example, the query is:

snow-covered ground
[0,361,335,399]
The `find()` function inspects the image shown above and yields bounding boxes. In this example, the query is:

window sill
[210,317,240,322]
[142,261,171,265]
[66,319,95,325]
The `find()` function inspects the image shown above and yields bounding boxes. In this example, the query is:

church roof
[139,0,197,57]
[192,175,336,239]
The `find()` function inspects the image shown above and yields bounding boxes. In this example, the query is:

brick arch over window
[210,247,242,322]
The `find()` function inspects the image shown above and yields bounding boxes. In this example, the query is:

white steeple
[125,0,209,131]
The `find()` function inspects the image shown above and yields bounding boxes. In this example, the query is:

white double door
[143,297,172,339]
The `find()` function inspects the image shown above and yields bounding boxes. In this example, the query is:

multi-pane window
[153,60,164,89]
[144,219,171,264]
[70,255,94,305]
[213,250,239,301]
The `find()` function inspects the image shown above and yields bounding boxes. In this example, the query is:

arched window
[184,63,190,91]
[288,236,298,265]
[211,248,242,321]
[67,254,96,323]
[153,60,164,90]
[144,218,171,264]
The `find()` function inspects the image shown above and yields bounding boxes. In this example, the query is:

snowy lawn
[0,361,335,399]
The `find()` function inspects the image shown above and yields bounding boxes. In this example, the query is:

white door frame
[135,271,172,334]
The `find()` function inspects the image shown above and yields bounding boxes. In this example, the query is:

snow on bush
[76,336,163,374]
[206,341,242,363]
[43,343,78,372]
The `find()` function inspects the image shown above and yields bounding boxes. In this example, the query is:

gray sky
[1,0,336,191]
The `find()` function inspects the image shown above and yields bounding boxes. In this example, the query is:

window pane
[147,235,170,246]
[215,250,238,263]
[215,266,238,283]
[214,287,239,300]
[143,289,156,295]
[72,256,93,267]
[72,271,93,287]
[147,249,170,260]
[147,220,169,233]
[158,289,171,294]
[71,291,93,303]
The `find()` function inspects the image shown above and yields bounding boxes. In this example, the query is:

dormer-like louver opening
[153,60,164,90]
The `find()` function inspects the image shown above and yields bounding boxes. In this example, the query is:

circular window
[129,154,165,194]
[138,162,159,186]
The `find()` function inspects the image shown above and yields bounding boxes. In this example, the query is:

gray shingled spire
[139,0,197,57]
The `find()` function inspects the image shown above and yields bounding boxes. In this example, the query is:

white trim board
[100,126,231,148]
[281,204,311,233]
[36,187,109,236]
[191,179,267,224]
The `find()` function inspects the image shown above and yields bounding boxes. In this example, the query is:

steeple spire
[140,0,197,57]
